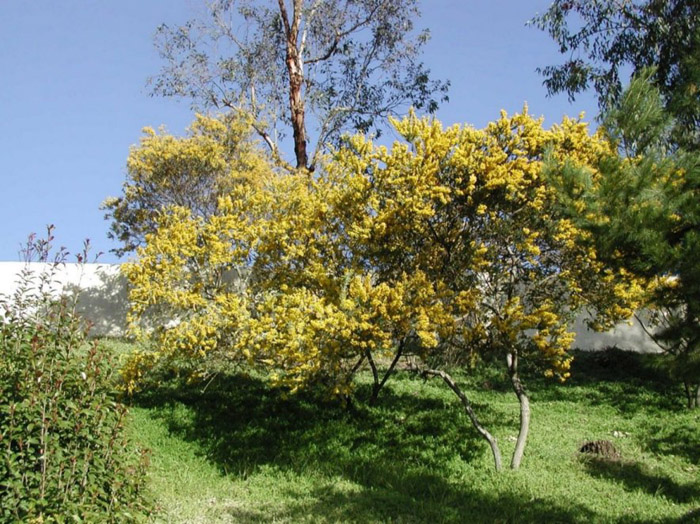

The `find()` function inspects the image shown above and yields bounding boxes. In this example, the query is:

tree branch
[407,362,502,471]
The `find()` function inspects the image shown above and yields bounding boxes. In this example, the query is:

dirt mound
[579,440,620,459]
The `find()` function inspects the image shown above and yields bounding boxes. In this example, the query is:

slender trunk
[366,349,379,397]
[278,0,308,170]
[287,60,308,169]
[685,381,699,409]
[507,350,530,470]
[418,366,502,471]
[349,352,367,377]
[368,341,405,405]
[343,394,355,413]
[343,353,367,411]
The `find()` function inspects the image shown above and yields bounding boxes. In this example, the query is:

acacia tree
[150,0,448,170]
[531,0,700,148]
[103,112,270,256]
[122,110,644,470]
[358,110,644,470]
[121,164,453,397]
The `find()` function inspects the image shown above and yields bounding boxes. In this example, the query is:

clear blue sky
[0,1,598,263]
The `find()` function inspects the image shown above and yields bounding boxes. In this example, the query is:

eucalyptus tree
[531,0,700,148]
[150,0,448,170]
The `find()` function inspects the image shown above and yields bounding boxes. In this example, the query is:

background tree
[150,0,448,170]
[531,0,700,148]
[548,72,700,408]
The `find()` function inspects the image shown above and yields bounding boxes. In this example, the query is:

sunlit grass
[119,347,699,523]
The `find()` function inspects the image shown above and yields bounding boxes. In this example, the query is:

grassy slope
[107,341,698,523]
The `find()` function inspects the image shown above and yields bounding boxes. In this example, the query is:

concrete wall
[570,313,660,353]
[0,262,130,337]
[0,262,661,351]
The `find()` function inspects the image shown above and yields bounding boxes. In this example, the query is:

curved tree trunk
[507,350,530,470]
[418,367,502,471]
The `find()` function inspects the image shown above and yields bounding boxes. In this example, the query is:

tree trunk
[368,341,405,406]
[684,381,699,409]
[507,350,530,470]
[278,0,308,170]
[418,367,502,471]
[366,349,380,400]
[287,58,308,169]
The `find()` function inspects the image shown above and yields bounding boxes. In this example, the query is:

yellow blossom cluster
[121,109,648,393]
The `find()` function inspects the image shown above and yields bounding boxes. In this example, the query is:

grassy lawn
[103,341,699,523]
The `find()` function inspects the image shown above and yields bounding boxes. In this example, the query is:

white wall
[0,262,662,351]
[0,262,129,337]
[570,313,660,353]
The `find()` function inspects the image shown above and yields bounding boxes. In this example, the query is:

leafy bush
[0,229,149,523]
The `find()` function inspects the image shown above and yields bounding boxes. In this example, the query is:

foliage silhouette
[582,457,699,504]
[525,349,685,413]
[132,371,606,522]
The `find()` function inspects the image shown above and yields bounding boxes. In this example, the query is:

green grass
[118,347,699,523]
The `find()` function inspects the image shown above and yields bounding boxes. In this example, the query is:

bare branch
[305,2,382,64]
[406,362,502,471]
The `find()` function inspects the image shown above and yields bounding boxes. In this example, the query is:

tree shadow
[134,373,600,522]
[135,373,486,477]
[673,507,700,523]
[64,267,131,337]
[524,349,684,414]
[225,482,599,523]
[640,420,700,465]
[582,457,700,504]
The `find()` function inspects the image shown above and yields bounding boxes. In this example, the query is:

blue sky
[0,1,599,263]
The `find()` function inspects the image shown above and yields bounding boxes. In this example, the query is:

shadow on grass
[133,373,598,522]
[135,373,486,477]
[640,420,700,466]
[225,482,599,523]
[524,349,685,414]
[674,507,700,523]
[582,457,700,504]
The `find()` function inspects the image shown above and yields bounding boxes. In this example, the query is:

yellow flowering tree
[104,112,270,256]
[118,114,275,390]
[122,164,453,398]
[120,198,256,393]
[235,169,454,398]
[327,109,646,470]
[121,110,646,471]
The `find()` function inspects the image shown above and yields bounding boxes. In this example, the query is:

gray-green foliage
[531,0,700,149]
[0,230,149,522]
[150,0,448,170]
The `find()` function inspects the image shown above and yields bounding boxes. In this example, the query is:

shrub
[0,229,149,523]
